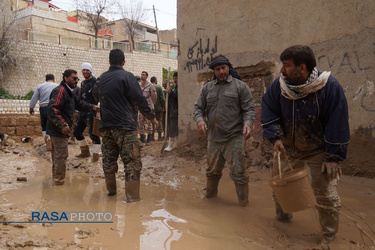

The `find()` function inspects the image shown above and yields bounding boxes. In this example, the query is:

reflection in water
[141,209,187,250]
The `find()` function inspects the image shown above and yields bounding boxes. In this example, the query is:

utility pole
[153,5,161,52]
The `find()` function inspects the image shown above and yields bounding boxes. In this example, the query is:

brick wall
[1,41,178,96]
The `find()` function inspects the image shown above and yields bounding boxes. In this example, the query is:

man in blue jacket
[261,45,350,247]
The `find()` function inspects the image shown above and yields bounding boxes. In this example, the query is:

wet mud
[0,137,374,249]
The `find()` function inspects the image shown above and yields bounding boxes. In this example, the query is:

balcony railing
[24,30,177,59]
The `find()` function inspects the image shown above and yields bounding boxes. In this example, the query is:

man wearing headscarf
[193,55,256,207]
[261,45,350,248]
[74,62,101,162]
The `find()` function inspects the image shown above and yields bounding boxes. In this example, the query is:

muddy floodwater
[0,137,374,249]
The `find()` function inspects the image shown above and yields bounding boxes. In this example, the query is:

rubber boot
[125,172,141,203]
[92,144,101,162]
[150,132,155,141]
[205,179,219,198]
[46,138,52,151]
[53,163,66,185]
[274,196,293,222]
[146,134,151,146]
[235,183,249,207]
[164,137,175,151]
[319,209,339,249]
[158,132,163,141]
[140,134,145,143]
[104,173,117,196]
[76,139,90,157]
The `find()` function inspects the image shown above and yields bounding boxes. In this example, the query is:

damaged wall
[177,0,375,176]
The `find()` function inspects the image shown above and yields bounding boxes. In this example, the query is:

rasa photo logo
[31,211,113,223]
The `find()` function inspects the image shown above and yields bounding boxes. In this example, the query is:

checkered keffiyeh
[280,68,331,100]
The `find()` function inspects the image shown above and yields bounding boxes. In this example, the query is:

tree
[0,0,23,81]
[74,0,115,45]
[119,0,147,50]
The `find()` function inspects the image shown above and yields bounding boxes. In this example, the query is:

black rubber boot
[274,197,293,222]
[235,183,249,207]
[125,172,141,203]
[150,132,155,141]
[104,173,117,196]
[319,209,339,249]
[140,134,145,143]
[146,134,151,146]
[158,132,163,141]
[205,179,219,198]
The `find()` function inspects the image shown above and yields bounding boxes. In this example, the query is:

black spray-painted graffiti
[184,36,218,73]
[317,44,374,74]
[352,81,375,112]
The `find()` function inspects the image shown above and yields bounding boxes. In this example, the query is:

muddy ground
[0,136,374,249]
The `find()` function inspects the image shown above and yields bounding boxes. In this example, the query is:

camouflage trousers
[138,112,153,135]
[101,129,142,177]
[50,136,69,178]
[207,136,249,184]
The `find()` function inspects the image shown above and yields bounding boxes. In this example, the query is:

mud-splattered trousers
[50,136,69,180]
[138,113,153,135]
[273,152,341,238]
[207,136,249,185]
[101,129,141,179]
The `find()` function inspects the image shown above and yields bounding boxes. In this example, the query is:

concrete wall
[0,41,177,96]
[177,0,375,174]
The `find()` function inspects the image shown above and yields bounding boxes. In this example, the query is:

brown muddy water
[0,137,374,249]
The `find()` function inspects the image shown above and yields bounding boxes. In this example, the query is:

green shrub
[0,88,34,100]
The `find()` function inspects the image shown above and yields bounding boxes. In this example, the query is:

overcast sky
[49,0,177,30]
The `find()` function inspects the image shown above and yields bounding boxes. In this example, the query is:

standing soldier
[194,55,255,206]
[151,76,166,141]
[261,45,350,248]
[138,71,156,146]
[29,74,58,150]
[74,63,101,162]
[94,49,157,202]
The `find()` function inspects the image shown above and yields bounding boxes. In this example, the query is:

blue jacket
[261,74,350,161]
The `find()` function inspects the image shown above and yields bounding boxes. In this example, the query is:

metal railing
[24,30,177,59]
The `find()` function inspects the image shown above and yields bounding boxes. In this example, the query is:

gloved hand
[321,161,342,181]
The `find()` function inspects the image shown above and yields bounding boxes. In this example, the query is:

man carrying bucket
[261,45,350,248]
[193,55,256,207]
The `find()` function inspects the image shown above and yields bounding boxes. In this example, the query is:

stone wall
[0,114,41,138]
[0,41,178,96]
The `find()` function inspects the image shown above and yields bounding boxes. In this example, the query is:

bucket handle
[277,151,294,180]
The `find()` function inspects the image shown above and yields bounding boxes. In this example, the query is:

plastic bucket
[269,168,316,213]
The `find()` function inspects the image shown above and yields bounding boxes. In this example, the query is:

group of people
[26,45,349,247]
[194,45,349,248]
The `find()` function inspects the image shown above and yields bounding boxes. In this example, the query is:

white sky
[49,0,177,30]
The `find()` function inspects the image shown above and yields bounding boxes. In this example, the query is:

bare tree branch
[74,0,116,40]
[0,0,24,81]
[119,0,147,50]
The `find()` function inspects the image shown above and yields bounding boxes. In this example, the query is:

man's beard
[283,69,303,85]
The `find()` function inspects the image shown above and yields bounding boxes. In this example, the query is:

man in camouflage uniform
[151,76,166,141]
[193,55,255,206]
[94,49,157,202]
[138,71,156,145]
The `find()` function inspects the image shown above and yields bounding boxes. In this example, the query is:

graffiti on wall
[184,36,218,73]
[317,46,374,74]
[353,81,375,112]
